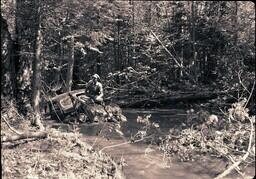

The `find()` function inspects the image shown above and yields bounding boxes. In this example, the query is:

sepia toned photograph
[1,1,255,179]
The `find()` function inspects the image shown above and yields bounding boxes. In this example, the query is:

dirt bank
[1,120,124,179]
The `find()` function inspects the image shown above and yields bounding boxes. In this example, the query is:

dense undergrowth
[1,99,124,179]
[159,99,255,177]
[129,97,255,178]
[103,65,255,111]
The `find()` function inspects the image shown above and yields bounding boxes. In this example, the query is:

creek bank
[1,119,124,179]
[49,108,255,179]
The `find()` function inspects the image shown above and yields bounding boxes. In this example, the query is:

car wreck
[44,89,127,123]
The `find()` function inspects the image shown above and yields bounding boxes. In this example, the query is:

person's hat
[92,74,100,80]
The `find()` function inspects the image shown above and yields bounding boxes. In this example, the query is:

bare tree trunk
[233,1,239,66]
[114,37,117,70]
[11,1,21,99]
[1,15,15,96]
[117,20,120,70]
[234,1,238,46]
[180,27,184,78]
[191,1,197,80]
[127,36,130,66]
[65,35,75,92]
[10,38,20,99]
[146,1,152,26]
[132,0,136,67]
[31,1,44,129]
[1,14,20,99]
[56,31,63,87]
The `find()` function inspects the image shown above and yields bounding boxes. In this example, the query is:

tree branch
[214,116,254,179]
[244,81,255,108]
[150,30,182,68]
[99,135,153,152]
[2,116,23,135]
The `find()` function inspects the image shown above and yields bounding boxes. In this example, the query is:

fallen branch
[238,71,250,94]
[214,81,256,178]
[2,116,23,135]
[214,116,254,179]
[150,30,196,83]
[150,30,182,68]
[99,135,153,152]
[4,100,27,121]
[244,81,255,108]
[2,131,48,143]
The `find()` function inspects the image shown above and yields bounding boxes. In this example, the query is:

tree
[65,35,75,92]
[31,0,44,129]
[1,0,20,99]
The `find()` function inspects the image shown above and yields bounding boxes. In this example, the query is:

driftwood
[2,131,47,143]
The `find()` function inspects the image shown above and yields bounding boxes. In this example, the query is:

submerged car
[44,89,89,120]
[44,89,127,123]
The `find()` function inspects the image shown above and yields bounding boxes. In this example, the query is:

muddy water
[50,109,255,179]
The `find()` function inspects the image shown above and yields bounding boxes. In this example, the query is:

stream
[50,108,255,179]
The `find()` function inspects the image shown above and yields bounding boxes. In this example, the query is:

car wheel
[50,104,65,121]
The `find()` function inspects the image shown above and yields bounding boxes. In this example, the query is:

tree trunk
[234,1,238,46]
[31,1,43,129]
[114,38,117,70]
[117,20,121,70]
[1,14,20,99]
[132,0,136,67]
[56,31,63,86]
[127,36,130,66]
[233,1,239,66]
[2,131,47,143]
[191,1,197,80]
[180,22,184,78]
[10,38,20,99]
[65,35,75,92]
[146,1,152,26]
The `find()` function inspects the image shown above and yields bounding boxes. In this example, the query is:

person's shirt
[85,80,103,97]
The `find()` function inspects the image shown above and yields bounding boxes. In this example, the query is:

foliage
[1,100,124,179]
[2,128,124,179]
[159,99,255,169]
[1,1,255,105]
[1,1,255,177]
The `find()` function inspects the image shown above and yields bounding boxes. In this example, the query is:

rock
[84,103,127,123]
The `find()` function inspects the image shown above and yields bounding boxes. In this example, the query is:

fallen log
[115,91,229,108]
[2,131,47,143]
[159,91,219,103]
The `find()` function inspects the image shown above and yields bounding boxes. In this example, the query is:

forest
[1,1,255,179]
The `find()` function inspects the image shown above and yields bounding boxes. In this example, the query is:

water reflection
[78,109,186,138]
